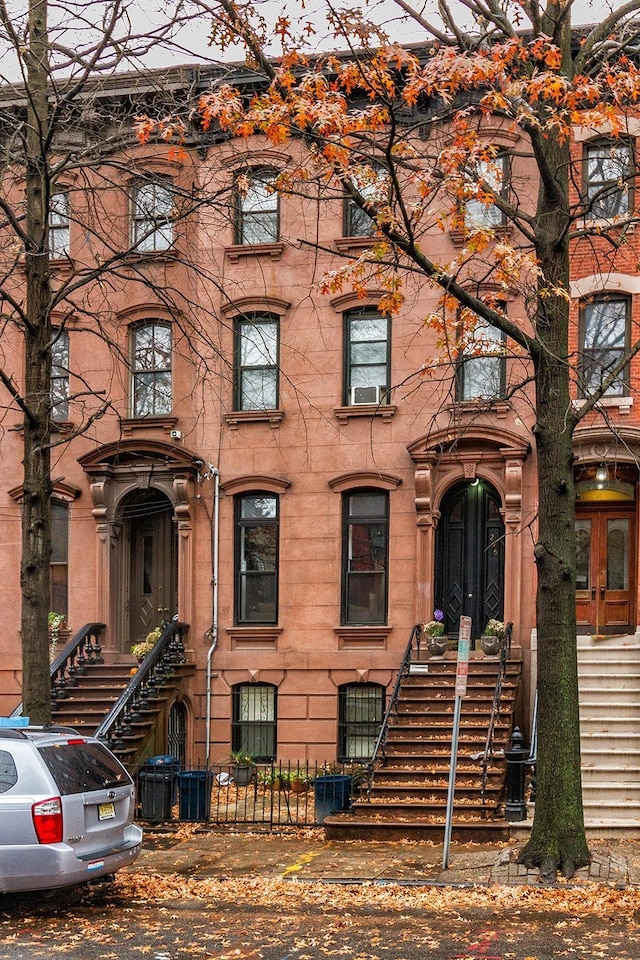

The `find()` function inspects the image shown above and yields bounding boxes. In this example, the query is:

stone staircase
[50,658,194,769]
[578,633,640,835]
[325,654,522,841]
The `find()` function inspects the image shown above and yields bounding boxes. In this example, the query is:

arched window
[235,493,279,624]
[131,321,172,417]
[234,314,279,411]
[344,309,390,406]
[456,318,506,402]
[51,500,69,618]
[341,490,389,625]
[338,683,385,761]
[49,191,70,257]
[236,169,279,244]
[232,683,277,761]
[132,180,174,251]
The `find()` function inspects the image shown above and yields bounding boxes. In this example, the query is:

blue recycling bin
[178,770,213,821]
[313,774,352,824]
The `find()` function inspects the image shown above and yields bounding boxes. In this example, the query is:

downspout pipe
[205,466,220,766]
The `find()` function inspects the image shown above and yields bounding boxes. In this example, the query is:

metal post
[504,726,529,822]
[443,615,471,870]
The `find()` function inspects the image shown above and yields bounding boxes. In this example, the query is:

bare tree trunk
[519,127,590,877]
[21,0,53,723]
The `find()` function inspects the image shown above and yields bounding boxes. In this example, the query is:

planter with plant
[480,619,506,656]
[230,750,256,786]
[423,618,447,656]
[130,626,162,662]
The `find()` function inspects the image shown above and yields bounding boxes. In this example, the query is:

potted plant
[130,626,162,662]
[230,750,256,786]
[48,611,67,659]
[480,619,506,656]
[423,619,447,657]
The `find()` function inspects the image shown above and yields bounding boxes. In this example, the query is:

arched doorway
[435,479,505,641]
[122,488,178,647]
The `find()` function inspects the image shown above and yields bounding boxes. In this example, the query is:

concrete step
[580,718,640,736]
[580,701,640,718]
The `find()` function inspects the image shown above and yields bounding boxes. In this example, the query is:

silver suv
[0,723,142,893]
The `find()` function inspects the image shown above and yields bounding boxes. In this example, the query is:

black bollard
[504,726,529,822]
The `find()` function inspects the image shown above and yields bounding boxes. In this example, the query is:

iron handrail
[94,620,187,746]
[11,622,106,718]
[475,621,512,813]
[368,623,423,780]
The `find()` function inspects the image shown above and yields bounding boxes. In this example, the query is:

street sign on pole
[443,616,472,869]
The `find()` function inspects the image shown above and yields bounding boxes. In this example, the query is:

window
[232,683,277,761]
[132,180,173,251]
[51,500,69,619]
[49,191,70,257]
[456,320,506,402]
[235,315,278,411]
[342,490,389,625]
[344,168,389,238]
[584,140,632,220]
[338,683,385,761]
[131,322,172,417]
[236,170,278,244]
[51,330,69,421]
[345,310,390,406]
[235,494,279,624]
[464,154,507,230]
[580,297,630,397]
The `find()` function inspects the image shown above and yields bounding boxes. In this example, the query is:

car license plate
[98,801,116,820]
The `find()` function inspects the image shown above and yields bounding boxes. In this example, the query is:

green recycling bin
[177,770,213,821]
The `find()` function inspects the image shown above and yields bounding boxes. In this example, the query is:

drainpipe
[205,466,220,766]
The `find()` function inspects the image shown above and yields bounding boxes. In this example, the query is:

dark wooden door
[435,480,504,641]
[127,490,177,645]
[575,505,635,634]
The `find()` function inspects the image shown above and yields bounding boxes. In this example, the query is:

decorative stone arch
[78,439,201,649]
[407,425,530,630]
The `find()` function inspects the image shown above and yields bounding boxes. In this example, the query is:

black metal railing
[95,620,187,753]
[475,621,512,814]
[11,622,106,718]
[135,759,366,828]
[367,623,423,777]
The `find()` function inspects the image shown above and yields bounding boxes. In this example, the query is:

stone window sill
[226,242,285,263]
[573,396,633,416]
[450,401,509,419]
[335,625,391,648]
[334,236,375,254]
[334,404,396,424]
[227,626,282,649]
[121,416,178,435]
[225,409,284,430]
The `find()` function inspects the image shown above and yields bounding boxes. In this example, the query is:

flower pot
[427,636,448,657]
[233,764,255,787]
[480,635,502,656]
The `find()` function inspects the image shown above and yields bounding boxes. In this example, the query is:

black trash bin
[177,770,213,822]
[313,774,352,824]
[138,755,180,821]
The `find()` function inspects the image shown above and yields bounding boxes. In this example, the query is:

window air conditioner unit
[350,384,383,405]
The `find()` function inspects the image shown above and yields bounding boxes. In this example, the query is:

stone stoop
[324,654,522,842]
[578,632,640,833]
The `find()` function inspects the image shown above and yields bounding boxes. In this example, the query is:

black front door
[435,480,504,641]
[126,489,177,647]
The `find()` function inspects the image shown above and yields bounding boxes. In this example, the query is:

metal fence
[136,760,367,829]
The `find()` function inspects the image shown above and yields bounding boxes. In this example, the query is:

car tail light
[32,797,63,844]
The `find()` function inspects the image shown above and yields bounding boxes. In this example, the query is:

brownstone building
[1,67,639,819]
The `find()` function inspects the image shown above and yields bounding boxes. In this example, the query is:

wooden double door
[575,505,636,634]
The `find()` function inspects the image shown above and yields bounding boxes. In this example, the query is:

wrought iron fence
[135,760,368,829]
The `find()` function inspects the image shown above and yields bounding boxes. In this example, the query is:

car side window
[0,750,18,793]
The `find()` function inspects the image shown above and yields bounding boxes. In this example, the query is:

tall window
[132,180,174,251]
[344,168,389,238]
[580,297,630,397]
[236,170,278,244]
[235,494,279,624]
[584,141,632,220]
[464,154,508,230]
[235,315,278,411]
[49,191,70,257]
[51,330,69,421]
[345,310,390,406]
[51,500,69,618]
[456,320,506,402]
[342,490,389,625]
[338,683,385,761]
[232,683,277,761]
[131,322,172,417]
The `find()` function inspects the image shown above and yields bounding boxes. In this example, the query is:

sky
[0,0,635,82]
